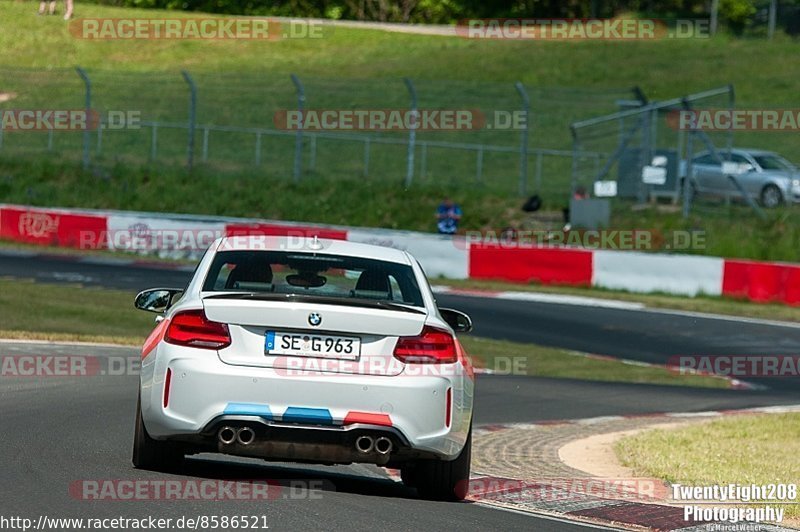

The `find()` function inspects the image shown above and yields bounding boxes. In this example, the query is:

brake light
[165,309,231,350]
[393,326,457,364]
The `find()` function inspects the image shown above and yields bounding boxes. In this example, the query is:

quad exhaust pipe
[374,436,392,455]
[355,435,374,453]
[218,426,237,445]
[237,426,255,445]
[355,435,392,455]
[219,426,393,459]
[218,426,256,446]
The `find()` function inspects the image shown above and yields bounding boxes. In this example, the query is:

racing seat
[352,270,391,300]
[225,259,274,291]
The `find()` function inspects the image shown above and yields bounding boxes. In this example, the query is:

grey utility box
[569,199,610,229]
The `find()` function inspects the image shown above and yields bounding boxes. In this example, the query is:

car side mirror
[134,288,184,313]
[439,307,473,333]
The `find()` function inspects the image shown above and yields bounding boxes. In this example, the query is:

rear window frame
[201,249,425,308]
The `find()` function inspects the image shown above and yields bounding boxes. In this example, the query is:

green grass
[459,336,728,388]
[615,413,800,519]
[0,277,725,388]
[1,1,800,260]
[0,278,153,343]
[437,277,800,323]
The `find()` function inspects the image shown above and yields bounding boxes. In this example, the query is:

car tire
[132,393,183,472]
[760,184,783,208]
[400,463,417,488]
[413,424,472,501]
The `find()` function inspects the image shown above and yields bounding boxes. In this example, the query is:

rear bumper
[140,343,473,461]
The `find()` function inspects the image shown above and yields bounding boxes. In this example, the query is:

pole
[75,67,91,170]
[403,77,417,189]
[181,70,197,170]
[515,81,530,197]
[290,74,305,182]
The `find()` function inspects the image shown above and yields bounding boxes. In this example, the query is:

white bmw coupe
[132,235,475,500]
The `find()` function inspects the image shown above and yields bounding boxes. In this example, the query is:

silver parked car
[682,148,800,208]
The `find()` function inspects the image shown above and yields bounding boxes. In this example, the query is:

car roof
[214,236,411,265]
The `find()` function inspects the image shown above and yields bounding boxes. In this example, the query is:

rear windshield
[203,250,424,307]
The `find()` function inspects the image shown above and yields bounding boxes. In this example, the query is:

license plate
[265,331,360,360]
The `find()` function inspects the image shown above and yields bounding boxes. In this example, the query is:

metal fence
[570,86,739,213]
[0,67,636,197]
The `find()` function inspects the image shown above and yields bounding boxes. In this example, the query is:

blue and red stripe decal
[221,403,392,427]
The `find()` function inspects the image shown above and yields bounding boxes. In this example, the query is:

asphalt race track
[1,250,799,530]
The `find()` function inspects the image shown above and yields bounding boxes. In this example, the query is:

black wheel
[760,184,783,208]
[132,394,183,471]
[400,463,417,488]
[413,425,472,501]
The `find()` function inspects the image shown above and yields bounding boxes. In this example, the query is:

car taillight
[393,326,457,364]
[165,309,231,350]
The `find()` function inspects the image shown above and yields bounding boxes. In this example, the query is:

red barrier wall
[722,259,800,305]
[0,206,107,249]
[469,245,593,285]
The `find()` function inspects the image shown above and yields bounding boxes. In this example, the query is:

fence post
[290,74,305,182]
[181,70,197,170]
[535,150,543,192]
[637,110,651,203]
[403,77,417,188]
[515,81,530,197]
[726,84,735,158]
[569,125,580,195]
[419,142,427,179]
[75,67,91,170]
[363,138,371,178]
[150,124,158,161]
[683,130,695,218]
[768,0,777,39]
[255,132,262,166]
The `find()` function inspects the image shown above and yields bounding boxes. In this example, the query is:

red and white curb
[473,404,800,434]
[577,353,762,391]
[386,406,800,530]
